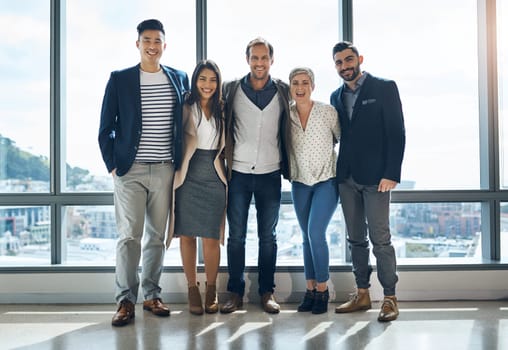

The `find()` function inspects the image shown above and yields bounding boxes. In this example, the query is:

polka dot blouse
[289,101,341,186]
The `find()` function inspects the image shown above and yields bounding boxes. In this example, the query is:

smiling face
[290,73,314,103]
[247,43,273,83]
[136,29,166,72]
[196,68,218,103]
[333,48,363,83]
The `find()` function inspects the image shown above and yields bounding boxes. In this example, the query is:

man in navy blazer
[330,41,405,322]
[98,19,189,327]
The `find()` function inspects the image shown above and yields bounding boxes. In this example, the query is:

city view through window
[0,202,486,266]
[1,0,507,266]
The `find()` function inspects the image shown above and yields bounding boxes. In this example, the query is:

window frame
[0,0,507,272]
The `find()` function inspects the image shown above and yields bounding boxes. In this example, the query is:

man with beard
[330,41,405,322]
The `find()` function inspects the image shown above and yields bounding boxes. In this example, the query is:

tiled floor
[1,301,507,350]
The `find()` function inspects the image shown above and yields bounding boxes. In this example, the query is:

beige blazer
[166,103,227,247]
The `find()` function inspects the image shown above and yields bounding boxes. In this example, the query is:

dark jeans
[226,170,281,296]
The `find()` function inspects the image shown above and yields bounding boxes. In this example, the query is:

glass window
[0,206,51,265]
[0,2,50,193]
[62,206,116,265]
[499,0,508,188]
[392,202,481,262]
[353,0,480,190]
[208,0,339,104]
[64,1,196,192]
[501,203,508,259]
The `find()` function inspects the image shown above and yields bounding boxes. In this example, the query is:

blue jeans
[338,177,398,296]
[226,170,281,296]
[292,179,338,283]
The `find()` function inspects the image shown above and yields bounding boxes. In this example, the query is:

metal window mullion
[339,0,353,263]
[478,0,500,260]
[196,0,207,62]
[50,0,66,264]
[339,0,353,42]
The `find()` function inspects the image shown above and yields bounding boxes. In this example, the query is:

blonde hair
[288,67,315,88]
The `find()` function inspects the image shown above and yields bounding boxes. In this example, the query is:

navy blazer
[98,64,189,176]
[330,73,405,185]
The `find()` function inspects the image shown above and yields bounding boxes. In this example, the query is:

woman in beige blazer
[167,60,227,315]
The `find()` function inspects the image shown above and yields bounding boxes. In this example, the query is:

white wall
[1,270,507,304]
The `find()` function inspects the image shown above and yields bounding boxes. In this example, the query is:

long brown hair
[186,59,224,139]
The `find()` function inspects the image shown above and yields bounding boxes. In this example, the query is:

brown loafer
[143,298,170,317]
[112,299,135,327]
[220,292,243,314]
[261,292,280,314]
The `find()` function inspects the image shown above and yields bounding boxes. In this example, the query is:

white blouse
[192,103,219,150]
[289,101,340,186]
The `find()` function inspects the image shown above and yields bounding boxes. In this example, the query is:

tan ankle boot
[205,283,219,314]
[188,285,203,315]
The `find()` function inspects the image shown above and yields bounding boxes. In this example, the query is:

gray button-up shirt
[342,72,368,120]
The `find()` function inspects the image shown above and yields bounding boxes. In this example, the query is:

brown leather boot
[205,283,219,314]
[335,290,372,313]
[188,285,203,315]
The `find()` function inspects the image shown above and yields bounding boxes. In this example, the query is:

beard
[339,64,361,82]
[251,69,269,81]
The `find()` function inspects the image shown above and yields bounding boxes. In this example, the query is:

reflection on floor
[1,301,507,350]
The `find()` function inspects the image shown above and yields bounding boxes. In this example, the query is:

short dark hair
[245,37,274,58]
[137,19,165,37]
[332,41,359,57]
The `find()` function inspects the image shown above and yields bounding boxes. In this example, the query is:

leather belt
[134,160,171,165]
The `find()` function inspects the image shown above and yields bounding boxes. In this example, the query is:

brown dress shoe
[220,292,243,314]
[335,291,372,313]
[143,298,170,317]
[378,296,399,322]
[205,283,219,314]
[188,285,204,315]
[261,292,280,314]
[112,299,135,327]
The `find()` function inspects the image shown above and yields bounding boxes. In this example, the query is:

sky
[0,0,507,190]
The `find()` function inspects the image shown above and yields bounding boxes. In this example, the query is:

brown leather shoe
[335,290,372,313]
[378,296,399,322]
[219,292,243,314]
[112,299,135,327]
[143,298,170,317]
[261,292,280,314]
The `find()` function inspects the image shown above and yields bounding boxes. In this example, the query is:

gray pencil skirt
[174,149,226,239]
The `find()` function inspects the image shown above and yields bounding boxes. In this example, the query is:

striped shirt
[135,69,176,163]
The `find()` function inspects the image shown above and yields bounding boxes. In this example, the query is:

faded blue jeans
[338,177,398,296]
[226,170,281,297]
[113,162,174,304]
[292,179,338,284]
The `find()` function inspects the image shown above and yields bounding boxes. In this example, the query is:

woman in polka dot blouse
[288,67,341,315]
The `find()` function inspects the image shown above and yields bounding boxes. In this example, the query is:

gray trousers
[113,162,174,304]
[339,177,398,296]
